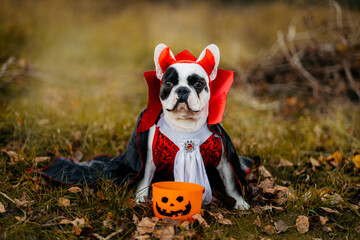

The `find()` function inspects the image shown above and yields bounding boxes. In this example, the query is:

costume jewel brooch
[184,140,195,153]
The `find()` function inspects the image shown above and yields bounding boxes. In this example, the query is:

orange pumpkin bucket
[152,181,204,221]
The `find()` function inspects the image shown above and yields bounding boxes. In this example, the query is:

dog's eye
[194,81,203,88]
[165,82,174,88]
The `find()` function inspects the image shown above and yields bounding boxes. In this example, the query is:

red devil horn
[158,46,176,73]
[196,49,215,76]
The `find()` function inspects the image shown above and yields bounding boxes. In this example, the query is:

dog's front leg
[216,151,250,210]
[135,126,156,203]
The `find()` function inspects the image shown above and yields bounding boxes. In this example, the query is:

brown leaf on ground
[33,156,50,167]
[58,197,70,207]
[218,217,232,225]
[253,216,262,227]
[134,234,151,239]
[274,220,288,232]
[192,214,209,228]
[136,217,158,235]
[68,186,82,193]
[262,205,284,212]
[263,224,276,235]
[277,158,294,167]
[321,193,343,205]
[275,197,288,206]
[71,217,87,228]
[259,165,273,178]
[296,165,308,175]
[252,205,262,214]
[159,226,175,240]
[59,219,72,224]
[0,201,5,213]
[296,215,309,234]
[133,214,140,224]
[103,219,114,229]
[310,157,321,172]
[2,150,24,164]
[15,216,26,222]
[320,216,329,225]
[320,207,341,214]
[259,178,274,191]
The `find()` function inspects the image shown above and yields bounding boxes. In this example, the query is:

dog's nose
[176,87,190,102]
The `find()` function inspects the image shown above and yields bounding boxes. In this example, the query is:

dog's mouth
[166,101,200,113]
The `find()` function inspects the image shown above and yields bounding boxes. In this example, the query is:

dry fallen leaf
[159,226,175,240]
[320,207,341,214]
[296,215,309,234]
[192,214,209,228]
[218,217,232,225]
[263,224,276,235]
[15,216,26,222]
[134,234,151,239]
[3,150,24,164]
[253,216,262,227]
[68,186,82,194]
[72,217,87,228]
[136,217,158,235]
[252,205,263,214]
[259,165,273,178]
[103,219,114,230]
[0,201,6,213]
[58,197,70,207]
[259,178,274,191]
[277,158,294,167]
[133,214,140,225]
[353,154,360,168]
[59,219,72,224]
[274,220,288,232]
[310,157,321,172]
[321,193,343,205]
[320,216,329,225]
[33,156,51,167]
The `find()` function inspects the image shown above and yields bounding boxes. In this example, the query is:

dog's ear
[154,43,176,80]
[196,44,220,81]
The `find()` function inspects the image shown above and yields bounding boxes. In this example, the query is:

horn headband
[158,46,215,77]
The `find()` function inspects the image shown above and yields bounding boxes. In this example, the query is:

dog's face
[153,44,220,129]
[159,63,210,113]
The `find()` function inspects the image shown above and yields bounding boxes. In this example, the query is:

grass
[1,0,360,239]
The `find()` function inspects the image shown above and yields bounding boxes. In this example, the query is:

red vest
[152,127,222,181]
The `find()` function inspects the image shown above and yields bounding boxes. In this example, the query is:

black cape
[28,110,253,196]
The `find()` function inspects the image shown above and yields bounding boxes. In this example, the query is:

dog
[135,44,250,210]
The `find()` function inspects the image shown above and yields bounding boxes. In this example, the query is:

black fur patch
[160,67,179,101]
[187,74,208,96]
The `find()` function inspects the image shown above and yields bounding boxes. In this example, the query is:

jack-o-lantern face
[152,181,204,221]
[155,195,192,217]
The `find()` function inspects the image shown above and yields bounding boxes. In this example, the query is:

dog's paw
[135,195,147,204]
[234,199,250,210]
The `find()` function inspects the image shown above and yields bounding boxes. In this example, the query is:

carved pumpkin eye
[162,197,168,203]
[176,196,183,202]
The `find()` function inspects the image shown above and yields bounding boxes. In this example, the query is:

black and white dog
[135,44,250,210]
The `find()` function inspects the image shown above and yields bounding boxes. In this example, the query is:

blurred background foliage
[0,0,359,156]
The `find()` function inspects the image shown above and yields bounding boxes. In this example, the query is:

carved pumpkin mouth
[155,201,192,217]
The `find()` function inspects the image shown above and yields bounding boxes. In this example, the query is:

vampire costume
[28,49,253,200]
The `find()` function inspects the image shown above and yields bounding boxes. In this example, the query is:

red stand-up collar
[137,50,234,133]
